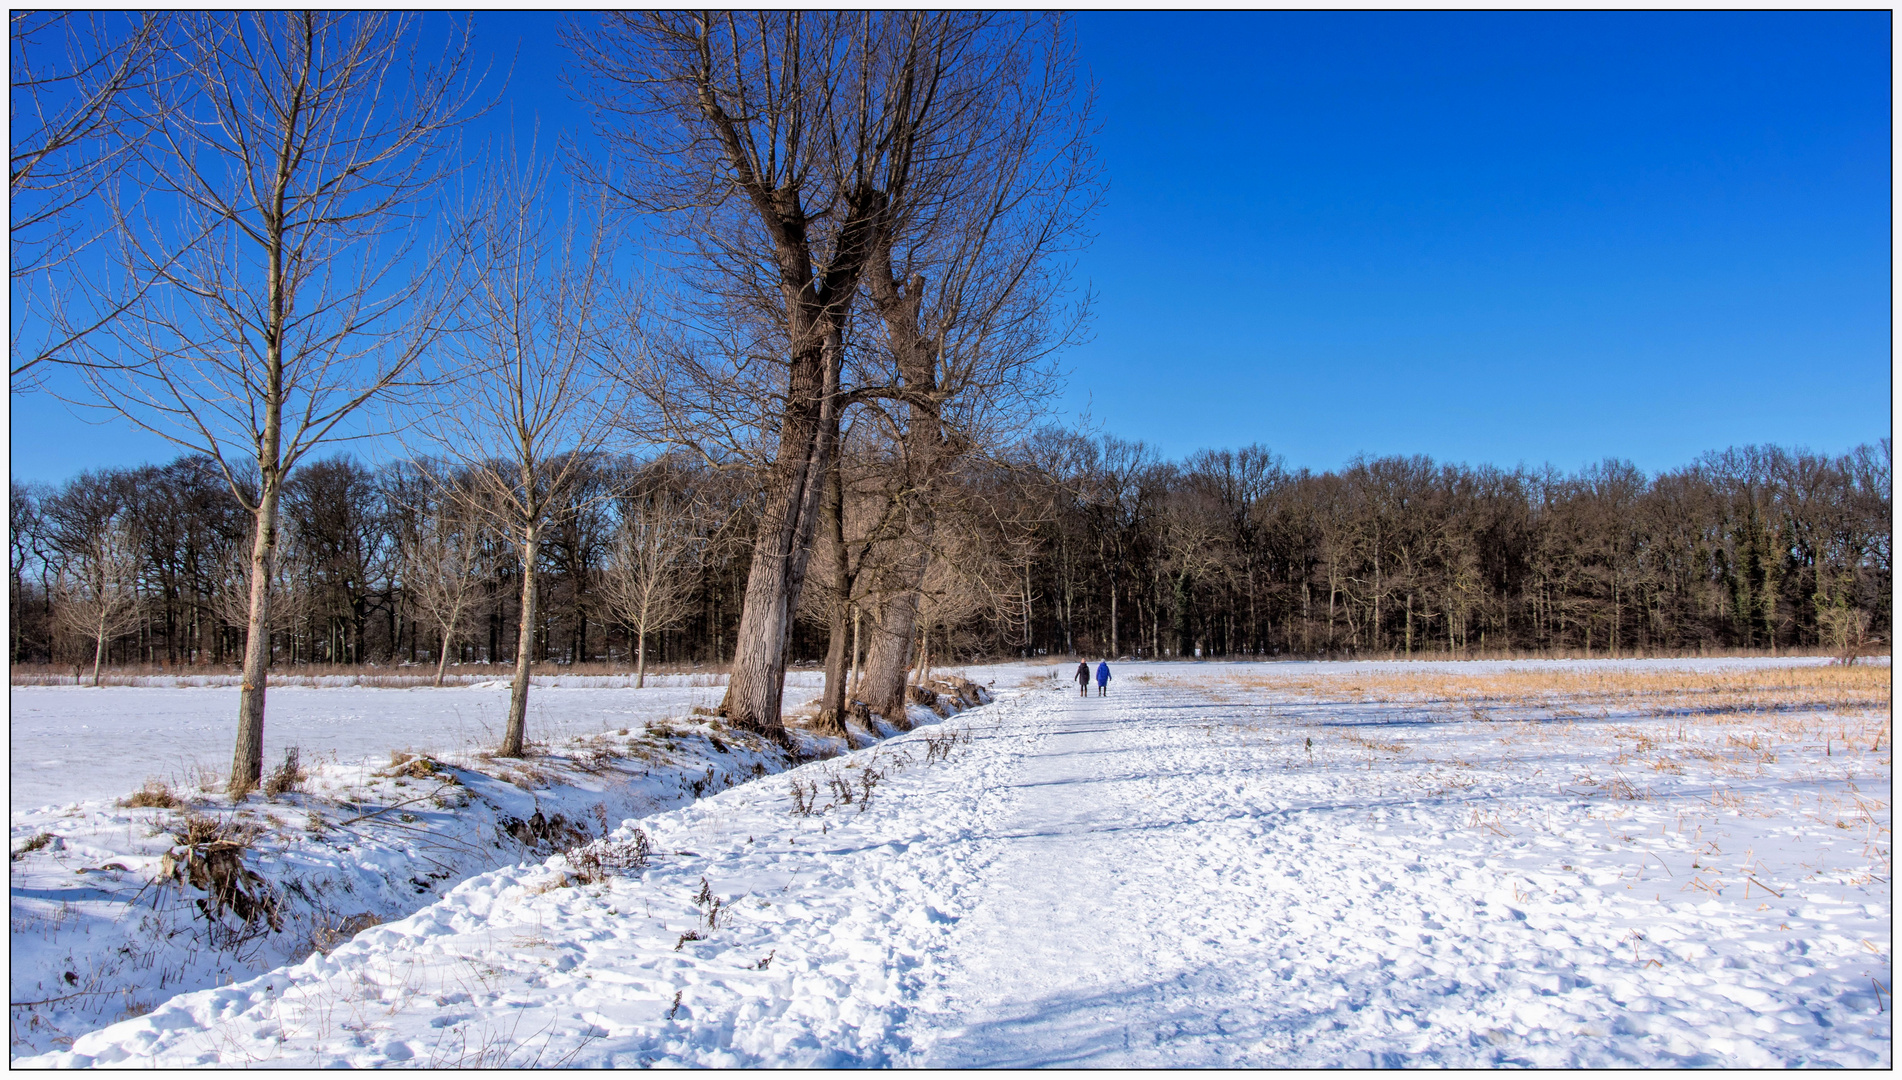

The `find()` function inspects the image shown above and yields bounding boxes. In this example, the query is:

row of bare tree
[1011,435,1890,664]
[13,434,1889,681]
[10,454,730,688]
[12,12,1097,791]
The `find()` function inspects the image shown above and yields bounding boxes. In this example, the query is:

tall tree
[72,11,479,792]
[397,477,487,686]
[850,12,1099,720]
[574,12,997,735]
[54,519,145,685]
[412,151,616,757]
[602,466,710,688]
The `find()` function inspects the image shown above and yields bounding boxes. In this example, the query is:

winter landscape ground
[10,657,1891,1067]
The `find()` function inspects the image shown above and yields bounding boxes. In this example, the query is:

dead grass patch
[574,745,618,773]
[1236,665,1890,719]
[262,747,306,798]
[308,912,384,955]
[159,812,281,942]
[1339,730,1407,754]
[381,752,449,781]
[119,779,183,809]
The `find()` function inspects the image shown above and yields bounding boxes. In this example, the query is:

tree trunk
[912,623,928,688]
[230,481,280,796]
[1327,568,1337,645]
[848,603,862,698]
[718,330,839,736]
[818,606,849,735]
[1405,592,1413,657]
[1372,528,1381,652]
[636,627,647,689]
[815,454,850,734]
[720,474,809,735]
[90,619,106,688]
[434,628,452,688]
[862,573,925,723]
[500,528,541,757]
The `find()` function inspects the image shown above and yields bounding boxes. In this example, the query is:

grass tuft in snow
[118,780,182,809]
[261,747,306,799]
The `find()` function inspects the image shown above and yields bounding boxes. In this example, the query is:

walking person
[1074,660,1090,697]
[1096,660,1111,696]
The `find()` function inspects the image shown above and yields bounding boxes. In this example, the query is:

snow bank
[8,678,993,1058]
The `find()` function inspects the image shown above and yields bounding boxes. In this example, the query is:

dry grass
[262,748,306,799]
[1339,730,1407,754]
[307,912,385,956]
[167,810,263,849]
[119,779,183,809]
[10,832,55,860]
[381,751,450,780]
[1224,666,1890,729]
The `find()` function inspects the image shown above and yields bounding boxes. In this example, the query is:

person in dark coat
[1074,660,1090,697]
[1095,660,1111,696]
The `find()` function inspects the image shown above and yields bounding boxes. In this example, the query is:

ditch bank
[8,677,992,1058]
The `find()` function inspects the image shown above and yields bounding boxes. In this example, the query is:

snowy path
[906,682,1340,1066]
[915,680,1663,1066]
[905,686,1262,1065]
[23,665,1891,1068]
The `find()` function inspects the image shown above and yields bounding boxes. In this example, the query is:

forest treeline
[13,436,1890,678]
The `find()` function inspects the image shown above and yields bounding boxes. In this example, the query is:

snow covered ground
[15,657,1888,1067]
[10,673,818,813]
[7,670,928,1056]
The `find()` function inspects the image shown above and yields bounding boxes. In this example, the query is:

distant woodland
[13,438,1890,673]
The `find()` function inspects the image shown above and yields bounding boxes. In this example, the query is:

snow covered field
[10,674,818,813]
[13,657,1888,1067]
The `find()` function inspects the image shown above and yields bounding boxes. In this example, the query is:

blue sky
[1062,11,1889,472]
[11,11,1890,484]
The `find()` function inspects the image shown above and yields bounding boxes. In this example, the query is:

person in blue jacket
[1095,660,1111,696]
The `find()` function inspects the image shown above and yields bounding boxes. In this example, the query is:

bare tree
[412,151,616,757]
[9,11,173,381]
[399,490,488,687]
[846,15,1098,722]
[601,478,708,688]
[911,517,1010,687]
[69,12,480,793]
[54,518,144,686]
[572,12,1005,736]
